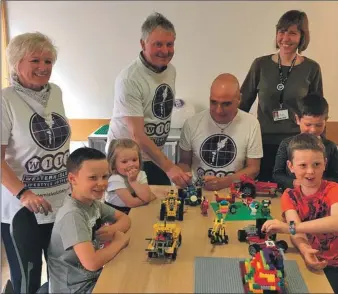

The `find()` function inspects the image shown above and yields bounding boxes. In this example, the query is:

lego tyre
[148,252,155,258]
[178,188,185,199]
[208,228,212,238]
[159,203,166,221]
[210,234,228,244]
[237,229,247,242]
[177,201,184,221]
[229,204,237,214]
[275,240,288,252]
[178,233,182,246]
[248,244,261,256]
[240,183,256,198]
[178,187,202,198]
[184,195,201,206]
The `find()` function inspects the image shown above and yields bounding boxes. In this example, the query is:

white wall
[6,1,338,120]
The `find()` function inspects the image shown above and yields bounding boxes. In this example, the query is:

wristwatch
[16,186,29,200]
[289,221,296,235]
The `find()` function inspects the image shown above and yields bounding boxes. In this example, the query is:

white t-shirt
[1,84,71,224]
[179,109,263,181]
[105,171,148,207]
[106,56,176,161]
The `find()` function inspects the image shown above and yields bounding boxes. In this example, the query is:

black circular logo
[152,84,174,120]
[200,134,237,168]
[29,112,70,151]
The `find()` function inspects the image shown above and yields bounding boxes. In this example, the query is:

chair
[1,280,14,294]
[10,207,48,294]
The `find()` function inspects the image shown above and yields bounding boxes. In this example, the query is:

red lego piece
[200,196,209,216]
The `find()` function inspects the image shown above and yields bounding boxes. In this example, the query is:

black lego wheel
[238,229,247,242]
[240,183,256,197]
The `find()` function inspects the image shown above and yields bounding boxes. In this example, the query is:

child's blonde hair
[107,138,143,175]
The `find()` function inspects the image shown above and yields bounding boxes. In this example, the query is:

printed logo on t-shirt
[152,84,174,120]
[23,150,70,188]
[29,112,70,151]
[199,134,237,168]
[197,167,235,178]
[144,121,170,147]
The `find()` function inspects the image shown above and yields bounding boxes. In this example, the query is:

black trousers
[143,161,171,185]
[104,201,131,215]
[258,143,280,182]
[1,222,54,294]
[324,266,338,293]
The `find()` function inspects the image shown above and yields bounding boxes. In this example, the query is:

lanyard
[277,53,297,108]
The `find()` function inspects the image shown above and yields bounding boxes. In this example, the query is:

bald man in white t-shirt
[178,74,263,191]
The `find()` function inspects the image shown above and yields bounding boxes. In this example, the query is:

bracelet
[289,221,296,235]
[16,186,30,200]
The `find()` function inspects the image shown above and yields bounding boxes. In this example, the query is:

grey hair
[141,12,176,41]
[6,32,57,77]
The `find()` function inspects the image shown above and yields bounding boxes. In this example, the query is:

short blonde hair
[107,139,143,175]
[6,32,57,77]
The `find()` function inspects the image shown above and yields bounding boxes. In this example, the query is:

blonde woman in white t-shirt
[1,32,70,293]
[105,139,156,215]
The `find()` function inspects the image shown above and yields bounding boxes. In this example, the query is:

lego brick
[194,257,308,293]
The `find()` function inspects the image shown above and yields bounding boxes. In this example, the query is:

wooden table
[94,186,333,293]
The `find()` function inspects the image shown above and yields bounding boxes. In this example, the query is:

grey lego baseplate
[194,257,309,294]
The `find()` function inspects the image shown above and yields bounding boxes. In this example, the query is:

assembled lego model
[248,201,260,216]
[238,218,288,256]
[214,191,237,204]
[200,196,209,216]
[145,220,182,260]
[216,200,231,214]
[236,174,282,198]
[178,183,202,206]
[240,242,286,293]
[208,218,229,244]
[214,192,239,215]
[160,190,184,221]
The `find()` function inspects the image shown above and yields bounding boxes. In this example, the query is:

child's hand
[127,168,139,183]
[301,246,328,271]
[262,219,289,234]
[113,231,130,249]
[96,224,117,241]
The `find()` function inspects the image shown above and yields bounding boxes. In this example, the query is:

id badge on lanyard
[272,107,289,121]
[272,54,297,122]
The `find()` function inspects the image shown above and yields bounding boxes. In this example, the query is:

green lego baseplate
[93,124,109,135]
[194,257,309,293]
[210,201,272,221]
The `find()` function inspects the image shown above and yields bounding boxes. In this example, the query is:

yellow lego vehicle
[207,218,229,244]
[145,221,182,260]
[160,190,184,221]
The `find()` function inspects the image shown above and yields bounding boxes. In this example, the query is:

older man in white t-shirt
[106,12,190,187]
[178,73,263,191]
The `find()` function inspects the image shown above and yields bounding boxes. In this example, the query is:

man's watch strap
[16,186,29,200]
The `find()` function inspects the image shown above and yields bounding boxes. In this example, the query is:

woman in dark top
[239,10,323,182]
